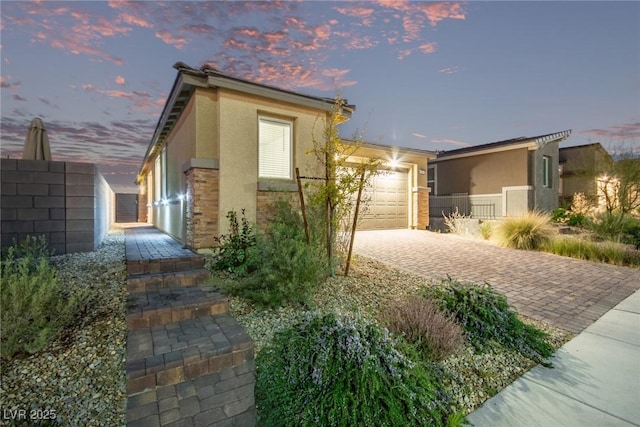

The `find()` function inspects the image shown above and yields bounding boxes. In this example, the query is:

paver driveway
[353,230,640,333]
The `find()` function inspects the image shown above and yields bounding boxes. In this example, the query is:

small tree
[308,97,381,275]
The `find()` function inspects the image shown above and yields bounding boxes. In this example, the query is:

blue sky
[1,1,638,191]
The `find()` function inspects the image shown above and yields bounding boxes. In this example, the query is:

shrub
[553,207,589,227]
[1,246,82,359]
[382,296,464,362]
[220,201,327,307]
[623,224,640,250]
[255,312,459,426]
[422,278,554,365]
[443,207,469,235]
[588,211,639,242]
[212,210,257,275]
[493,211,553,250]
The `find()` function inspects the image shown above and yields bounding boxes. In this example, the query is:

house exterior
[559,143,614,206]
[136,63,433,251]
[428,130,571,228]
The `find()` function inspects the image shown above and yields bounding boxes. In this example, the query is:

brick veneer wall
[256,190,300,229]
[184,167,219,250]
[416,187,429,230]
[1,158,114,254]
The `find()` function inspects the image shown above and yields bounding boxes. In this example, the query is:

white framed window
[427,165,436,194]
[259,117,292,179]
[542,155,551,188]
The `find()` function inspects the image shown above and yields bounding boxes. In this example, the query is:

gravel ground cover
[220,255,573,415]
[1,227,127,427]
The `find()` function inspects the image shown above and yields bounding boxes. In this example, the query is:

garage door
[358,170,408,230]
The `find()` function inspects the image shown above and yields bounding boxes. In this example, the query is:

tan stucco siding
[158,94,199,240]
[217,89,326,233]
[435,148,528,195]
[194,88,219,159]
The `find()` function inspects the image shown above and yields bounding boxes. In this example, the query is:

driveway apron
[353,230,640,333]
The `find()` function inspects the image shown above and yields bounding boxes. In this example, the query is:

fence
[1,158,114,254]
[429,193,501,220]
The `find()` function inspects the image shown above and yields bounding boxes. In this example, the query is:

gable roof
[432,130,572,162]
[137,62,355,184]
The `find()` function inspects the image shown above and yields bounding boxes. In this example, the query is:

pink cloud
[155,30,187,49]
[83,83,95,91]
[418,42,437,54]
[119,12,153,28]
[412,133,428,138]
[116,76,126,85]
[580,121,640,140]
[418,2,467,26]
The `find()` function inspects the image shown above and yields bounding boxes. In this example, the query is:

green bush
[623,224,640,250]
[542,237,640,267]
[422,278,554,365]
[493,212,553,250]
[589,211,640,242]
[1,246,82,359]
[382,296,464,362]
[551,208,588,227]
[219,202,327,307]
[212,209,257,275]
[255,312,459,426]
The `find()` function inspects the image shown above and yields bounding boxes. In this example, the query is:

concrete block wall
[1,158,114,255]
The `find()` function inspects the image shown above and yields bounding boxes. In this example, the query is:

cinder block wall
[1,158,114,255]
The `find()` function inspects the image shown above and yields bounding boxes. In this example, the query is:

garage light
[388,158,400,168]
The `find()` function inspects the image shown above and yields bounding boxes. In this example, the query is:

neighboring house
[428,130,571,228]
[136,63,433,251]
[559,143,614,206]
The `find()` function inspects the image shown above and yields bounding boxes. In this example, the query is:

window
[542,155,551,188]
[259,117,292,179]
[427,165,436,193]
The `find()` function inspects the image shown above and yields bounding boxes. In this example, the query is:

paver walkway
[123,224,255,427]
[354,230,640,333]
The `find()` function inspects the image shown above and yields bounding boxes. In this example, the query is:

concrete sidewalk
[467,289,640,427]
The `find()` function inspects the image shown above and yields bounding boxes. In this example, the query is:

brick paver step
[127,286,229,330]
[126,314,254,395]
[127,255,206,276]
[127,268,211,293]
[126,363,256,427]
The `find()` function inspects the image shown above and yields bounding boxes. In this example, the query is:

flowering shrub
[255,312,459,426]
[422,278,554,365]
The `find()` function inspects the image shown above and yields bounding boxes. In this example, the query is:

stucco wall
[152,93,202,240]
[217,89,327,234]
[434,148,529,195]
[530,140,560,212]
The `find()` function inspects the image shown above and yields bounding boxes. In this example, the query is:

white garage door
[358,170,409,230]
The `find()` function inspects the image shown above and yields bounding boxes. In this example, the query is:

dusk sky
[1,1,638,192]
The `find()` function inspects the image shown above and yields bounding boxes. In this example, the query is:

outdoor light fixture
[162,199,168,206]
[388,158,400,168]
[178,194,185,201]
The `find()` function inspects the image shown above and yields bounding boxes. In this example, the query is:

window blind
[259,117,292,179]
